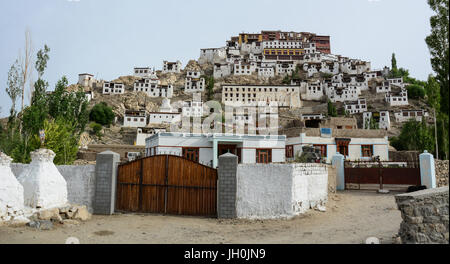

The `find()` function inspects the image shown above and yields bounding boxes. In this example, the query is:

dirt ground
[0,190,402,244]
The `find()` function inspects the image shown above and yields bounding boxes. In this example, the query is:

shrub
[407,84,425,99]
[90,122,102,138]
[89,102,115,126]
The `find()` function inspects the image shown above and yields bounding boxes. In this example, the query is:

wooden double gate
[344,160,421,190]
[116,155,217,217]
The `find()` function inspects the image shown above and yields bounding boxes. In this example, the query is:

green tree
[48,77,89,134]
[425,75,441,109]
[89,102,115,126]
[406,84,426,99]
[391,53,398,72]
[425,0,449,115]
[389,119,435,153]
[34,119,79,165]
[6,59,23,118]
[327,100,337,117]
[90,122,103,138]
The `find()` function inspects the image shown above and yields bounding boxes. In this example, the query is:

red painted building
[311,35,331,54]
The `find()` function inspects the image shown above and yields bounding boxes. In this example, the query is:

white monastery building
[162,60,182,73]
[123,110,147,128]
[103,82,125,94]
[363,111,391,130]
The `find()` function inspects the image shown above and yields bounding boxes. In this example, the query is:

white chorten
[17,149,68,209]
[0,152,24,218]
[160,98,173,112]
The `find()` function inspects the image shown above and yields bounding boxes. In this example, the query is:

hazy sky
[0,0,435,117]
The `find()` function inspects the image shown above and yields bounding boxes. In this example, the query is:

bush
[90,122,102,138]
[407,84,425,99]
[89,102,115,126]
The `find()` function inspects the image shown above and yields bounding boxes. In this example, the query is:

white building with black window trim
[363,111,391,130]
[148,98,180,124]
[394,109,429,123]
[123,110,147,127]
[162,60,182,73]
[133,67,153,78]
[385,88,408,106]
[103,82,125,94]
[184,71,205,93]
[344,98,367,114]
[285,128,389,163]
[222,84,302,108]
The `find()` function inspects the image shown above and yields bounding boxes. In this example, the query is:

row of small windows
[223,87,297,92]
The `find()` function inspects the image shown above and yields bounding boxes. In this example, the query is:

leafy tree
[327,100,337,117]
[48,77,89,134]
[204,75,215,101]
[406,84,426,99]
[34,119,79,165]
[389,119,435,153]
[425,75,441,110]
[391,53,398,72]
[6,59,23,117]
[89,102,115,126]
[35,45,50,79]
[365,117,379,129]
[90,122,103,138]
[425,0,449,115]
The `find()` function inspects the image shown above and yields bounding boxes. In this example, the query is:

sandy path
[0,190,402,244]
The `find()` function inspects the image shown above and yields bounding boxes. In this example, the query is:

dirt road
[0,190,402,244]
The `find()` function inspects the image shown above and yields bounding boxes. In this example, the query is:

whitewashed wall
[11,164,96,213]
[236,163,328,219]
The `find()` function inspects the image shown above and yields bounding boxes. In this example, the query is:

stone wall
[11,164,96,213]
[395,187,449,244]
[435,160,449,187]
[236,163,328,219]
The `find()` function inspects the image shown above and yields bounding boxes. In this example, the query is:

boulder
[72,205,91,221]
[62,219,80,227]
[37,208,60,220]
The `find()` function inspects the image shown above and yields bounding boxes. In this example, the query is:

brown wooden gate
[344,160,421,190]
[116,155,217,217]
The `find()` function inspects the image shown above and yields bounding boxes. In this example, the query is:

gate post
[93,150,121,215]
[217,153,238,219]
[419,150,436,189]
[332,153,345,191]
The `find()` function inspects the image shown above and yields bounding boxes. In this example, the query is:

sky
[0,0,435,117]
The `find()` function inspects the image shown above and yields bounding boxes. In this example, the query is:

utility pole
[434,108,439,159]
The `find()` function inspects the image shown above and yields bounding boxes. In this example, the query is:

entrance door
[218,144,237,156]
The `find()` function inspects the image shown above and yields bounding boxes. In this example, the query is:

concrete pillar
[332,153,345,191]
[213,139,219,168]
[419,150,436,189]
[217,153,238,219]
[93,150,120,215]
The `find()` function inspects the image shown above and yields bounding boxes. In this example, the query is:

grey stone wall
[435,160,449,187]
[395,187,449,244]
[217,153,238,219]
[11,164,96,213]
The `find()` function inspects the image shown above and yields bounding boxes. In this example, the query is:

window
[361,145,373,157]
[286,145,294,158]
[182,147,199,162]
[256,149,272,163]
[313,144,327,157]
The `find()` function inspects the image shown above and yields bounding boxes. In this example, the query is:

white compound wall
[236,163,328,219]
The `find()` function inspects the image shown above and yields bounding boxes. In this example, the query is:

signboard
[320,127,332,138]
